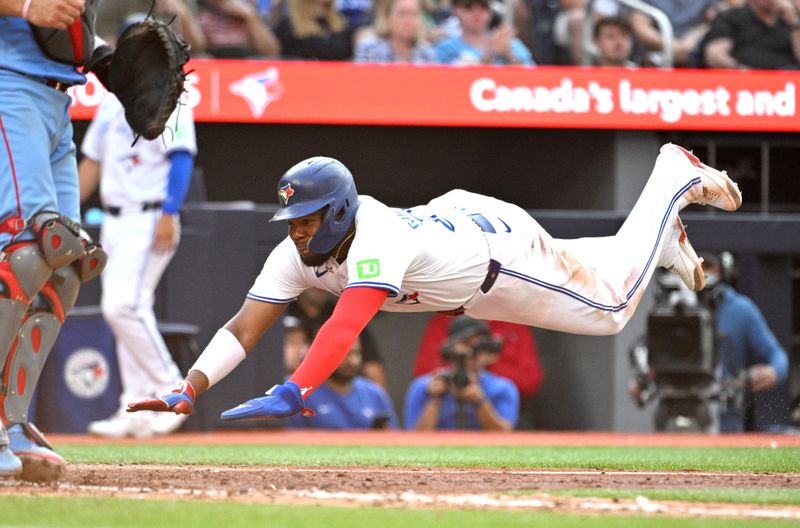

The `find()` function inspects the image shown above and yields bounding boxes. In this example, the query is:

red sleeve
[486,322,544,398]
[289,287,388,397]
[412,314,450,376]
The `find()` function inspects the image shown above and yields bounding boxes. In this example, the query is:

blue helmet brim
[269,197,330,222]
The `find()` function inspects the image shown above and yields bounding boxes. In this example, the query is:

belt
[103,201,163,217]
[45,79,73,93]
[439,259,502,317]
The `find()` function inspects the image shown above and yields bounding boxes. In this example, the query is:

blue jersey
[716,285,789,432]
[435,36,534,66]
[404,370,520,430]
[0,17,86,84]
[285,376,399,429]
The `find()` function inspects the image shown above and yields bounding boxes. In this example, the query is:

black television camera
[629,273,748,433]
[439,333,503,390]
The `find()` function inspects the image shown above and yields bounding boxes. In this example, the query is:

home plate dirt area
[3,431,800,519]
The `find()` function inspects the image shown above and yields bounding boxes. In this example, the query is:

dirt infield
[3,431,800,519]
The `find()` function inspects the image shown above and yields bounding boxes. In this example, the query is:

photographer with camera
[700,253,789,432]
[629,253,789,433]
[404,317,519,431]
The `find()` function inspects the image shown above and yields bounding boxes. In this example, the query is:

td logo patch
[356,259,380,279]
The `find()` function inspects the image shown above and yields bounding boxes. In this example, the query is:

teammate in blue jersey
[130,145,743,426]
[0,0,108,482]
[284,337,398,430]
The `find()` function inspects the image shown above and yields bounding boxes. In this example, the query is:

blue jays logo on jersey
[396,292,421,305]
[279,183,295,205]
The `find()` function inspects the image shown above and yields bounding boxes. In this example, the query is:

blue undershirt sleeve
[163,150,195,214]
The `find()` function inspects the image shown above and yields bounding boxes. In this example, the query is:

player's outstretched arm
[128,299,286,415]
[220,287,389,421]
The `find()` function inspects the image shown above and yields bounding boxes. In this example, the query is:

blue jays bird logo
[279,183,295,204]
[229,67,285,118]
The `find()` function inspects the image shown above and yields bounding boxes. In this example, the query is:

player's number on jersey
[397,210,454,232]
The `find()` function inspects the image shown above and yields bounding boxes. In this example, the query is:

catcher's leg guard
[0,241,53,381]
[2,265,78,482]
[29,211,85,269]
[75,228,107,282]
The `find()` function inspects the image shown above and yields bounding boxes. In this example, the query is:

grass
[5,443,795,527]
[56,444,800,473]
[1,496,798,528]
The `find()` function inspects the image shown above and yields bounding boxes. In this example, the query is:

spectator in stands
[436,0,535,64]
[513,0,621,65]
[276,0,355,59]
[282,315,313,376]
[703,0,800,69]
[283,334,399,429]
[196,0,281,58]
[593,15,639,66]
[354,0,439,62]
[96,0,208,52]
[629,0,721,66]
[339,0,375,29]
[287,289,389,389]
[405,317,520,431]
[414,314,542,428]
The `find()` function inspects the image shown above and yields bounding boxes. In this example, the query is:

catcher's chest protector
[29,0,100,66]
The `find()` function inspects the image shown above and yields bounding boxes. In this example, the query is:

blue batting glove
[220,381,312,421]
[128,381,196,415]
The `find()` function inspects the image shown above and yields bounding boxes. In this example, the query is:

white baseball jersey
[81,93,197,208]
[249,194,497,312]
[249,148,706,336]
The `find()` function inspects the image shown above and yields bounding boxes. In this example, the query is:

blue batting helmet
[270,156,359,254]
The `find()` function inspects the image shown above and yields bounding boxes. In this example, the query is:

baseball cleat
[150,411,188,435]
[88,409,155,438]
[221,381,309,421]
[661,143,742,211]
[662,216,705,292]
[7,423,66,483]
[0,423,22,478]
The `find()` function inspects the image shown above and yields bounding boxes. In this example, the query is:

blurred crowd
[95,0,800,69]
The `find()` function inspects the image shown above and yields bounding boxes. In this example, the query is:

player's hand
[748,364,779,392]
[127,380,196,414]
[153,213,180,253]
[25,0,85,29]
[220,381,313,421]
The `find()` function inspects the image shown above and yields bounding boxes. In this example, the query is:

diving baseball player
[1,0,189,479]
[128,144,742,422]
[78,91,197,438]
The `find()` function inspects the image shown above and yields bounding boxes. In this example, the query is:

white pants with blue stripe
[100,210,183,408]
[463,147,701,335]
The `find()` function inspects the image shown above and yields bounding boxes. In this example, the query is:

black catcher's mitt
[108,18,190,141]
